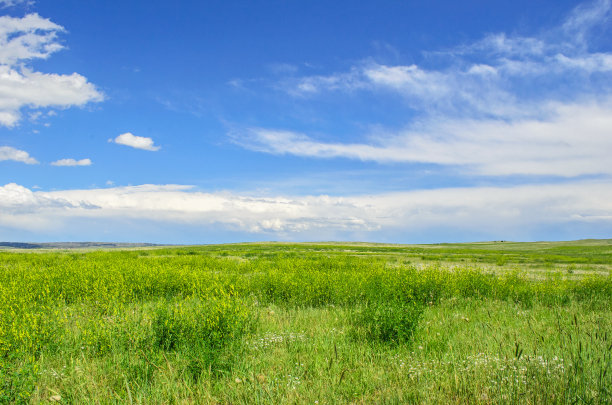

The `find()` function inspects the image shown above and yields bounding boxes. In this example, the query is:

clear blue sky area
[1,0,611,243]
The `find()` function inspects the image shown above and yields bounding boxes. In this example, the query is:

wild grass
[0,241,610,403]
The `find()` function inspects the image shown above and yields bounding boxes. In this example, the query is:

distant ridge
[0,242,160,249]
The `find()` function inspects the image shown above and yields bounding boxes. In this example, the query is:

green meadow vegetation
[0,240,611,404]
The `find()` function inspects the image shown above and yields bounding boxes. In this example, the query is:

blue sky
[1,0,611,243]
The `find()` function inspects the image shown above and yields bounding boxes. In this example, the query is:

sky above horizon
[1,0,612,244]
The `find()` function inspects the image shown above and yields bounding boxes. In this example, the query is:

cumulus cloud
[50,158,92,166]
[0,13,103,127]
[0,13,64,64]
[0,183,78,210]
[0,182,611,240]
[0,145,38,164]
[0,183,85,230]
[111,132,161,151]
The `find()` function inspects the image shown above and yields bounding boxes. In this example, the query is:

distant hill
[0,242,161,249]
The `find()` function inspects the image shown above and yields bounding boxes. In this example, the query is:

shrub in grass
[153,296,253,350]
[351,300,424,345]
[495,255,508,266]
[151,294,254,376]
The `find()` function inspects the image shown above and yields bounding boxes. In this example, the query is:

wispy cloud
[561,0,611,48]
[1,182,611,241]
[235,100,612,177]
[0,0,31,8]
[51,158,92,167]
[110,132,160,151]
[282,0,612,115]
[284,67,366,96]
[0,146,38,164]
[0,13,103,127]
[236,0,612,179]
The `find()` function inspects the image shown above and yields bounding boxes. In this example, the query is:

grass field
[1,240,611,403]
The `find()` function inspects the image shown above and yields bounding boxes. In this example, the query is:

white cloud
[470,33,547,58]
[285,59,531,121]
[51,158,92,166]
[0,182,610,240]
[285,67,366,96]
[0,183,82,230]
[111,132,161,151]
[242,1,612,179]
[561,0,611,47]
[0,13,103,127]
[554,53,612,72]
[280,1,612,121]
[0,145,38,164]
[0,13,63,64]
[0,66,105,127]
[0,0,31,8]
[233,99,612,177]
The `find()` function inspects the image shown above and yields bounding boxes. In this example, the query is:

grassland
[0,240,611,403]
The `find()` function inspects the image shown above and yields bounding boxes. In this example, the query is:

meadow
[0,240,610,404]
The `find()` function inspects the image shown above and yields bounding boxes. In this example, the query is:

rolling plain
[1,240,611,403]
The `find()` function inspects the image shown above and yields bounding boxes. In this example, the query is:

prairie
[0,240,610,403]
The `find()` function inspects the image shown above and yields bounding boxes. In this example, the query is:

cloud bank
[1,182,611,241]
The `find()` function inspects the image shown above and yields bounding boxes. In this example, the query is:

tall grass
[0,245,610,403]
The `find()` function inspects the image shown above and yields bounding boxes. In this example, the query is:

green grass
[0,240,610,403]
